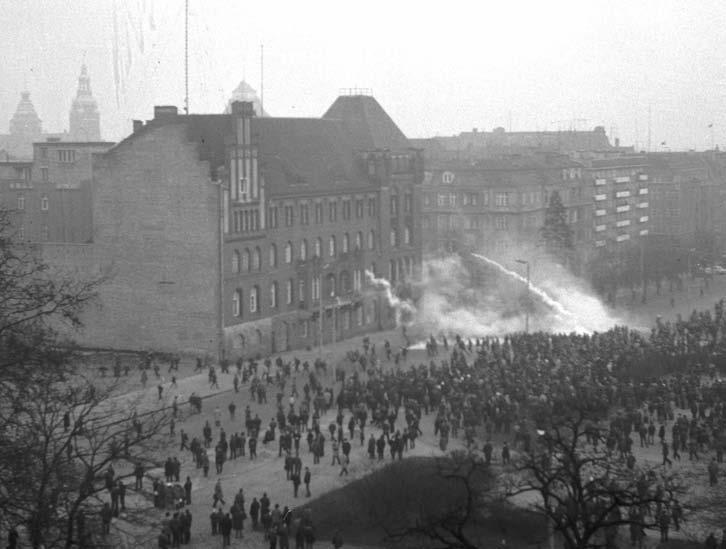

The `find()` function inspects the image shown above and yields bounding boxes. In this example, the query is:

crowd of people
[92,299,726,547]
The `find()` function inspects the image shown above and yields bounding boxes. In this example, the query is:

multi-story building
[45,94,423,357]
[646,153,718,259]
[420,154,591,259]
[0,65,101,159]
[0,140,114,242]
[576,153,650,251]
[413,126,613,161]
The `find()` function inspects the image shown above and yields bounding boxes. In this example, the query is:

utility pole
[260,44,264,115]
[184,0,189,114]
[318,274,323,357]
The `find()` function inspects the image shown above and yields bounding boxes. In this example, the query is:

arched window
[250,286,259,313]
[285,242,293,264]
[253,247,261,270]
[242,249,251,272]
[405,257,412,276]
[270,281,278,308]
[269,244,277,268]
[389,259,397,282]
[232,250,241,273]
[404,226,411,245]
[300,239,308,261]
[398,258,405,281]
[355,231,363,250]
[342,233,349,253]
[232,290,242,317]
[314,237,322,258]
[312,276,320,300]
[340,271,350,293]
[329,235,336,257]
[368,230,375,250]
[390,229,397,247]
[326,273,337,297]
[286,279,294,305]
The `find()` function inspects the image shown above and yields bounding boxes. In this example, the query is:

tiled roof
[322,95,410,150]
[110,95,410,189]
[253,117,359,191]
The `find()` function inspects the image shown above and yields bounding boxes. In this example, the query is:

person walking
[213,479,225,507]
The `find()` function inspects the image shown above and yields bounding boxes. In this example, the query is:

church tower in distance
[69,65,101,141]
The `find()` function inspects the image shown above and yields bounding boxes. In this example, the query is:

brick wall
[46,124,221,354]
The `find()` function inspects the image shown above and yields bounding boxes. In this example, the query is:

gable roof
[323,95,410,150]
[253,117,361,191]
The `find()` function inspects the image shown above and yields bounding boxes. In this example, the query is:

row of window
[231,257,416,317]
[12,225,49,241]
[267,197,380,229]
[231,227,414,274]
[263,193,413,230]
[231,270,364,317]
[15,195,49,211]
[231,233,372,273]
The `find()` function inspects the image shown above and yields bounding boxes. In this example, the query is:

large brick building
[419,154,592,259]
[47,94,423,356]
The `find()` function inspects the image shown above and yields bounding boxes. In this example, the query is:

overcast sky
[1,0,725,151]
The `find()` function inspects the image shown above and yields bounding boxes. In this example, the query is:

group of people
[116,297,726,548]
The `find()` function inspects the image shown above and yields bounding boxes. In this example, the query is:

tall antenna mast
[260,44,264,114]
[184,0,189,114]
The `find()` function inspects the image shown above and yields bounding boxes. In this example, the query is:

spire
[8,90,42,158]
[77,64,91,95]
[69,64,101,141]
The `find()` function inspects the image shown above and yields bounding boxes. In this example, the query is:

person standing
[304,467,311,497]
[134,462,144,490]
[250,497,260,530]
[100,502,112,535]
[221,512,233,546]
[292,470,301,497]
[184,476,192,505]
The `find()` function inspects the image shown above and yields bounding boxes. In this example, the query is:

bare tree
[352,451,512,549]
[0,207,172,547]
[505,408,684,549]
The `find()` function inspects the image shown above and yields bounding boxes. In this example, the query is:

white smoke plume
[365,251,626,339]
[365,270,417,326]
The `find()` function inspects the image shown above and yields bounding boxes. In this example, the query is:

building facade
[420,154,592,259]
[0,140,113,242]
[578,154,650,250]
[45,95,423,357]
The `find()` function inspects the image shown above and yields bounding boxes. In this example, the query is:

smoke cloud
[369,251,627,339]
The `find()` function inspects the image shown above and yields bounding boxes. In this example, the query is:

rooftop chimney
[132,120,144,133]
[154,105,179,119]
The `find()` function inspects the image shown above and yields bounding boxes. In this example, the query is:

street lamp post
[516,259,530,333]
[316,260,331,358]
